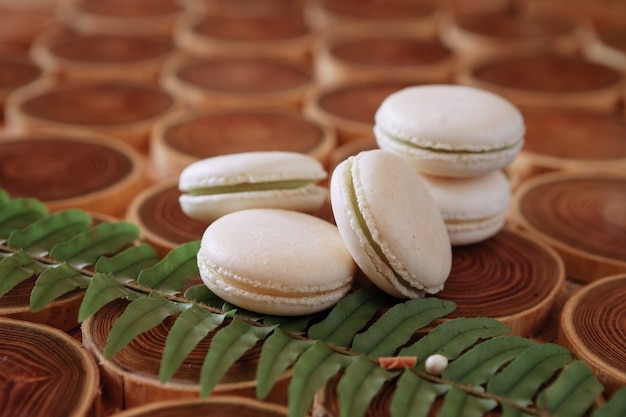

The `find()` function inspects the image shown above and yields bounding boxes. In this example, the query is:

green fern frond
[0,191,619,417]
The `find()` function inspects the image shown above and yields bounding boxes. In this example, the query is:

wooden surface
[0,0,625,415]
[0,317,101,417]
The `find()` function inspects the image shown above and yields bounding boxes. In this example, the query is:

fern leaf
[443,335,536,385]
[536,360,604,417]
[352,297,455,356]
[438,386,498,417]
[308,285,388,347]
[199,317,274,397]
[263,314,317,334]
[160,304,228,383]
[30,263,90,312]
[104,291,183,358]
[78,272,140,322]
[0,189,8,203]
[49,222,140,268]
[6,209,92,256]
[0,250,45,297]
[337,356,397,417]
[288,341,354,417]
[256,328,315,400]
[95,243,159,282]
[400,317,511,370]
[594,387,626,417]
[0,198,48,238]
[488,343,572,413]
[391,369,448,417]
[137,241,200,294]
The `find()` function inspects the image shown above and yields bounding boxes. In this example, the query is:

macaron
[374,84,525,177]
[330,149,451,299]
[178,151,328,222]
[197,208,355,315]
[420,170,512,246]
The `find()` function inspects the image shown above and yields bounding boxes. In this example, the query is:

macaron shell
[330,149,451,298]
[420,170,511,245]
[179,151,327,191]
[179,184,328,222]
[374,84,525,177]
[374,84,525,151]
[197,209,355,315]
[421,170,511,220]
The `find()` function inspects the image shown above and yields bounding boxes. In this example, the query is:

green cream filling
[189,179,312,196]
[347,170,416,293]
[389,134,519,154]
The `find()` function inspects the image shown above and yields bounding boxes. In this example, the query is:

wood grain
[150,108,335,178]
[81,299,290,410]
[0,317,101,417]
[507,108,626,189]
[560,273,626,397]
[510,172,626,282]
[457,54,623,111]
[0,134,146,217]
[125,180,208,258]
[436,227,566,337]
[113,396,288,417]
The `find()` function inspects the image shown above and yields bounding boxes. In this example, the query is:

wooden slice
[125,180,209,258]
[160,54,314,111]
[0,5,57,51]
[150,108,336,178]
[314,36,456,87]
[303,81,412,144]
[436,227,566,338]
[0,133,146,218]
[0,210,123,332]
[305,0,440,39]
[0,54,42,117]
[114,396,288,417]
[0,276,84,333]
[510,172,626,282]
[440,4,590,68]
[5,78,177,152]
[31,28,176,83]
[175,13,315,64]
[507,108,626,189]
[81,299,291,411]
[457,54,624,112]
[199,0,304,17]
[583,26,626,71]
[0,317,101,417]
[560,273,626,396]
[56,0,186,36]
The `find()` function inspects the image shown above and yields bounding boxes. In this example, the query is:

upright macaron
[330,149,451,299]
[374,84,525,177]
[178,151,328,222]
[420,170,512,246]
[197,208,355,315]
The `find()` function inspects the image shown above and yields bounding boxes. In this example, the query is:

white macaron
[178,151,328,222]
[330,149,451,299]
[420,170,512,246]
[197,208,355,315]
[374,84,525,177]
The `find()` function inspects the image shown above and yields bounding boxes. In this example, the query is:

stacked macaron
[374,84,525,246]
